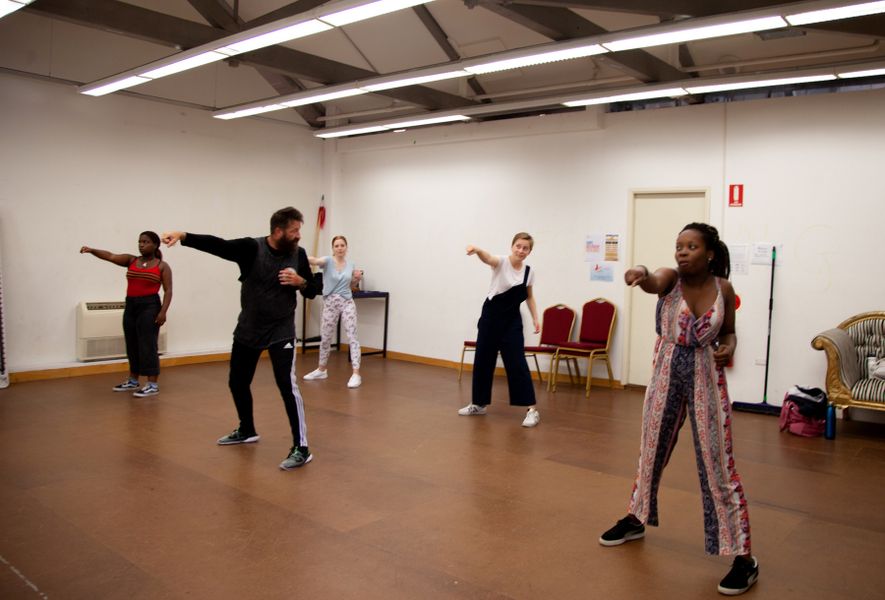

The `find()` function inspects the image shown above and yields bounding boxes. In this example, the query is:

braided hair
[140,230,163,261]
[681,222,729,279]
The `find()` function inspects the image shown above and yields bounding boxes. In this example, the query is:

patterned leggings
[319,294,361,370]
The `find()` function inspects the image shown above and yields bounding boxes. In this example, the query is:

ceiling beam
[801,15,885,38]
[412,5,488,98]
[185,0,322,128]
[28,0,221,47]
[245,0,330,28]
[254,68,325,126]
[480,2,687,82]
[27,0,476,112]
[185,0,240,30]
[497,0,786,18]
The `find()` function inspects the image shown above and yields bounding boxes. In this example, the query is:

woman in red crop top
[80,231,172,397]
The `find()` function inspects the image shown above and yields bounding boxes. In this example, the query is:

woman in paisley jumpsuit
[598,223,759,596]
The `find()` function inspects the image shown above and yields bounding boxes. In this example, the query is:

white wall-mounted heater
[76,301,167,362]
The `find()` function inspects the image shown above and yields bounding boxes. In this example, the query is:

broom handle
[303,200,323,348]
[761,246,776,404]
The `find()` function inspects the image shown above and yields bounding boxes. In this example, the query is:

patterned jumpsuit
[628,278,751,556]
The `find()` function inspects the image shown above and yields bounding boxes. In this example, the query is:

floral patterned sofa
[811,311,885,411]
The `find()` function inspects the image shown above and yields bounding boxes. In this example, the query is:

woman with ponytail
[598,223,758,596]
[80,231,172,397]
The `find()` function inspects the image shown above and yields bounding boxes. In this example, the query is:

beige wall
[0,73,324,370]
[326,87,885,407]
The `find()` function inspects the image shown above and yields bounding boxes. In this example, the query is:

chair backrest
[539,304,576,346]
[578,298,616,346]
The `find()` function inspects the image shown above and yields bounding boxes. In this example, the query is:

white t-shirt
[486,255,535,300]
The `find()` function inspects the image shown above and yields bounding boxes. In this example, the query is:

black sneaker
[718,556,758,595]
[113,379,139,392]
[217,428,260,445]
[133,383,159,398]
[279,446,313,470]
[599,516,646,546]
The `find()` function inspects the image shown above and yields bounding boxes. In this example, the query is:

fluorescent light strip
[315,114,469,138]
[685,74,837,94]
[0,0,33,19]
[385,114,470,128]
[320,0,430,27]
[786,1,885,26]
[464,44,606,75]
[837,67,885,78]
[281,88,366,107]
[602,16,787,52]
[362,70,468,91]
[314,61,885,138]
[81,75,152,97]
[79,0,436,96]
[563,87,688,107]
[217,20,332,55]
[316,125,390,138]
[214,104,287,120]
[141,51,228,79]
[212,1,885,120]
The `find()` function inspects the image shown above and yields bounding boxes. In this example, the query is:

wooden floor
[1,354,884,600]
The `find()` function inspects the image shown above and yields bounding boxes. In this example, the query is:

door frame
[623,187,710,385]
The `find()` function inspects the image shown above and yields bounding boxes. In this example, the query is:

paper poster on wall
[585,234,603,262]
[590,263,614,282]
[728,243,750,276]
[751,243,784,266]
[604,233,620,261]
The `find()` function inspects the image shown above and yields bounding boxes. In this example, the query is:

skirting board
[9,346,624,389]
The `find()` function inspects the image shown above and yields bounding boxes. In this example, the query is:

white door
[626,191,708,386]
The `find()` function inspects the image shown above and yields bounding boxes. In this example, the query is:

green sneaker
[279,446,313,470]
[217,428,260,445]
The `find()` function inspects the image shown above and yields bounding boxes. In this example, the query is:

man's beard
[277,236,298,254]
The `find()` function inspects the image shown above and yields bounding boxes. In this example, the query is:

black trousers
[122,295,161,377]
[471,302,536,407]
[229,339,308,448]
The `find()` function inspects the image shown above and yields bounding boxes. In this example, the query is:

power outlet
[754,358,767,366]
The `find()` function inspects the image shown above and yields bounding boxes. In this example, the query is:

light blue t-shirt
[320,257,354,299]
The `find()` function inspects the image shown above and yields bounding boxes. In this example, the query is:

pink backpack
[779,399,825,437]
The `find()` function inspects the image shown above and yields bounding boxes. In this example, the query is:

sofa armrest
[812,328,860,406]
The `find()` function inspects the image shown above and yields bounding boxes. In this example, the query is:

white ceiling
[1,0,884,131]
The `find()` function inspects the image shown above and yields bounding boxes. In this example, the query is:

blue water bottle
[825,403,836,440]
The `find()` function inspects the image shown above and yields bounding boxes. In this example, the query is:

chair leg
[550,352,560,392]
[566,358,577,385]
[531,353,543,384]
[458,347,466,381]
[586,352,606,397]
[605,356,614,388]
[547,355,556,391]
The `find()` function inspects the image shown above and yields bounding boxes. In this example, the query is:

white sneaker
[522,408,540,428]
[458,404,487,416]
[303,369,328,381]
[347,374,362,388]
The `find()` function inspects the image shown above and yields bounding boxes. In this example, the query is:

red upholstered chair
[524,304,577,385]
[551,298,616,397]
[458,304,577,383]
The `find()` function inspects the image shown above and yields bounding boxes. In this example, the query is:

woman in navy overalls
[459,232,541,427]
